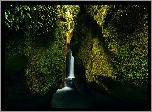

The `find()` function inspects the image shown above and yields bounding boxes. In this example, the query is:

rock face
[65,49,72,78]
[5,7,65,108]
[70,5,148,105]
[70,5,112,96]
[4,5,148,109]
[5,39,63,108]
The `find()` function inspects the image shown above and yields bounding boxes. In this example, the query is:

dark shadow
[74,59,88,93]
[71,6,111,63]
[5,89,55,108]
[88,80,149,109]
[70,6,113,95]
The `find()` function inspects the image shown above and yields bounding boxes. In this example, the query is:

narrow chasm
[4,5,149,110]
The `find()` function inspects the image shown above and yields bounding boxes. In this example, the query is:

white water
[57,86,73,93]
[68,50,75,79]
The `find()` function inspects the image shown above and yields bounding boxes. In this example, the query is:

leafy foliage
[5,5,57,39]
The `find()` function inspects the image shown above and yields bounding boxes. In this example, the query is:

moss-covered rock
[4,5,148,108]
[5,5,66,108]
[70,5,148,104]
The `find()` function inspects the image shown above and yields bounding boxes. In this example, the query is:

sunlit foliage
[5,5,57,38]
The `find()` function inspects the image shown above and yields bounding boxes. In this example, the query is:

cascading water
[68,50,75,79]
[65,49,75,79]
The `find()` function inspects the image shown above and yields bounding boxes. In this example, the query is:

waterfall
[68,50,75,78]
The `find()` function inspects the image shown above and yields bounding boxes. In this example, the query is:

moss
[24,20,65,94]
[86,5,148,85]
[70,5,148,104]
[5,15,65,107]
[5,5,148,107]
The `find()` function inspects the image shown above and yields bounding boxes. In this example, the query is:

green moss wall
[70,5,148,104]
[5,15,65,108]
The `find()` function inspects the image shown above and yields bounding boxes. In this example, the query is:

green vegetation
[5,5,148,107]
[71,5,148,104]
[5,5,80,108]
[87,5,148,86]
[5,5,64,103]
